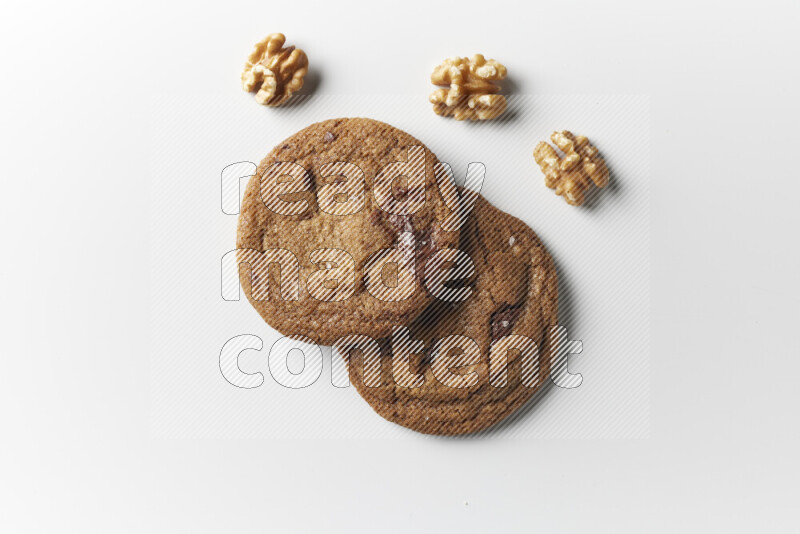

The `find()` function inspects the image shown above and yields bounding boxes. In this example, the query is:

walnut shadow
[267,69,322,110]
[433,76,523,126]
[575,153,623,212]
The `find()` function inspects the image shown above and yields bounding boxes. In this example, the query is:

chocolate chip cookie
[237,118,458,345]
[344,196,558,435]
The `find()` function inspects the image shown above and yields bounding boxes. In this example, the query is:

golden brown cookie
[236,118,459,345]
[344,196,558,435]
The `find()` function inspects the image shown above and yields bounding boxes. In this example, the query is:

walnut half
[429,55,507,121]
[533,131,609,206]
[241,33,308,106]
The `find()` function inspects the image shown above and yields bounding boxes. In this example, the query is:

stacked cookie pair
[237,118,558,435]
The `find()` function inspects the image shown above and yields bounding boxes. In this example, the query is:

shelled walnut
[533,131,609,206]
[429,55,507,121]
[241,33,308,106]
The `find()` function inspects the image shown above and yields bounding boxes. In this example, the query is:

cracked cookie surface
[345,196,558,435]
[237,118,458,345]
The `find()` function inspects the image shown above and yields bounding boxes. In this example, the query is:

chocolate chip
[443,277,470,290]
[421,344,436,366]
[369,209,383,226]
[297,210,313,220]
[323,132,336,143]
[490,303,523,340]
[281,144,290,149]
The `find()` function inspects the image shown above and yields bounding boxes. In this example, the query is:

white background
[2,0,799,531]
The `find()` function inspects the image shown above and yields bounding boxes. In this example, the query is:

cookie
[237,118,459,345]
[343,196,558,435]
